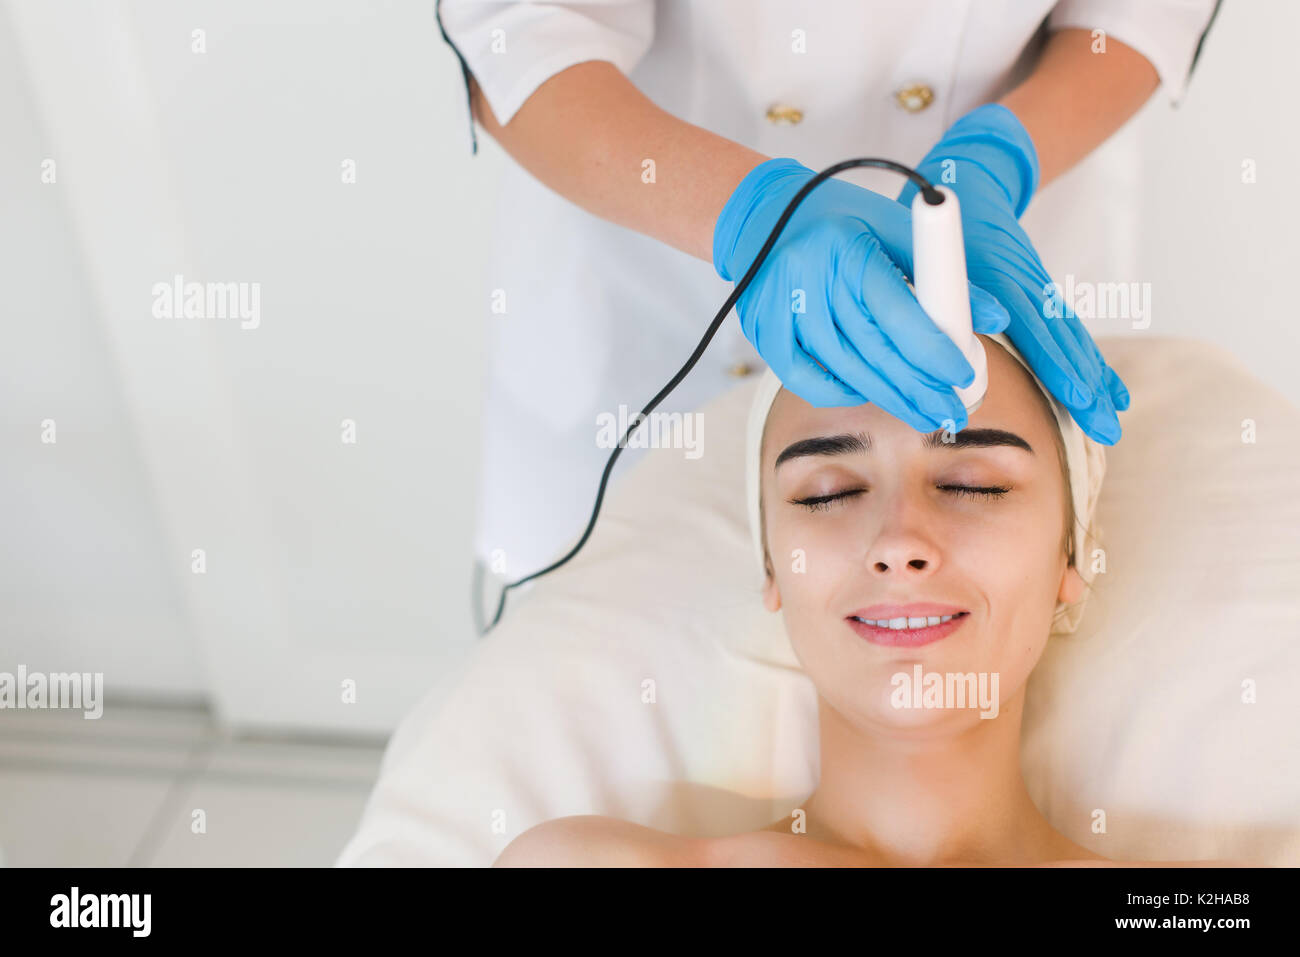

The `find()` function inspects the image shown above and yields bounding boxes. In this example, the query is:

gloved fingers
[744,298,862,408]
[1006,282,1122,442]
[788,300,955,431]
[995,277,1095,410]
[1064,383,1123,446]
[848,187,916,268]
[971,273,1124,443]
[1068,310,1131,411]
[1063,320,1130,423]
[778,350,868,409]
[967,224,1108,407]
[819,276,966,430]
[1103,363,1131,411]
[1038,284,1125,441]
[812,347,957,432]
[969,282,1011,335]
[1042,284,1112,398]
[850,238,977,392]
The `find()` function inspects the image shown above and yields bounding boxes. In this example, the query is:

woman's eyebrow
[774,428,1034,470]
[923,428,1035,454]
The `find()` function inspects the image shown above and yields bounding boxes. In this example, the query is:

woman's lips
[845,610,970,647]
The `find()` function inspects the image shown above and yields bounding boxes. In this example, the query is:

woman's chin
[866,694,995,733]
[823,661,1010,732]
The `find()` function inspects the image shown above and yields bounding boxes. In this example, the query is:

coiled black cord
[480,158,942,634]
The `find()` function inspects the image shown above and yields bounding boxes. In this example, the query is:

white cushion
[338,337,1300,866]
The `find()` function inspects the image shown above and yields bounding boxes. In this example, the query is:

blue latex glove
[713,157,1011,434]
[896,102,1130,445]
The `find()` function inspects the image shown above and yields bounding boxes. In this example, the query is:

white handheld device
[911,186,988,415]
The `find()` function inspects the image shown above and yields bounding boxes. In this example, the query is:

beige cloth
[745,333,1108,634]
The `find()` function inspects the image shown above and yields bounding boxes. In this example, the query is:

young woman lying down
[494,334,1235,867]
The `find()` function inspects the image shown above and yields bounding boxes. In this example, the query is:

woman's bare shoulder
[492,815,709,867]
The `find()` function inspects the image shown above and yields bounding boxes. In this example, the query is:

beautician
[436,0,1220,626]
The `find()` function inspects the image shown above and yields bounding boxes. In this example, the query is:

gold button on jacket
[895,84,935,112]
[765,104,804,125]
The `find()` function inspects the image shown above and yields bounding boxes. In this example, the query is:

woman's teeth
[853,614,961,630]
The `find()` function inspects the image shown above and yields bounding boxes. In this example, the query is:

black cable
[480,158,942,634]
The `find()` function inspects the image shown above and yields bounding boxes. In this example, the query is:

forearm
[470,59,767,263]
[999,27,1159,188]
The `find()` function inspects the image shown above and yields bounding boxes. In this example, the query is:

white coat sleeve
[436,0,656,132]
[1047,0,1221,106]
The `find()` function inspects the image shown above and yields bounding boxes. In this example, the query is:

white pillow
[337,337,1300,866]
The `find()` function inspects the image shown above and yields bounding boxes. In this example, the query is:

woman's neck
[796,688,1076,866]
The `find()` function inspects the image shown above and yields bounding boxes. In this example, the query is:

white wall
[1,0,504,732]
[1133,0,1298,399]
[1,6,206,698]
[0,0,1292,733]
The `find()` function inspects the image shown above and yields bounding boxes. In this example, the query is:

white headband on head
[744,333,1108,635]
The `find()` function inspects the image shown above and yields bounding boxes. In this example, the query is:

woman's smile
[846,610,972,647]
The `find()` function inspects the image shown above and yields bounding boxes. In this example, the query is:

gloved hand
[896,102,1130,445]
[713,157,1011,434]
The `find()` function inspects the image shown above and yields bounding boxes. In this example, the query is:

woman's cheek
[779,515,854,582]
[768,519,836,616]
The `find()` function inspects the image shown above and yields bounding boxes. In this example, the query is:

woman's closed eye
[790,485,1011,512]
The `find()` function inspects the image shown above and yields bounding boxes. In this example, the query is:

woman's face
[759,335,1085,731]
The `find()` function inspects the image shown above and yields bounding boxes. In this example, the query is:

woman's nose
[863,495,941,576]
